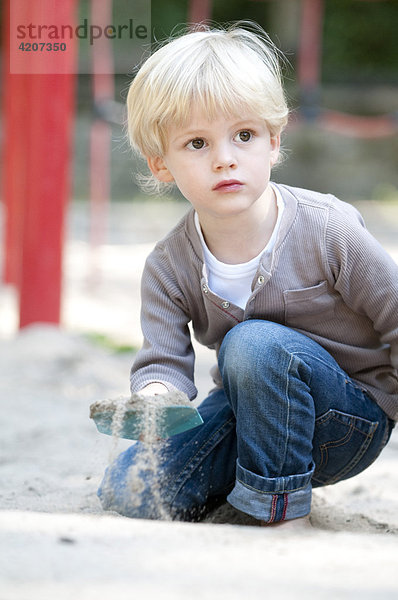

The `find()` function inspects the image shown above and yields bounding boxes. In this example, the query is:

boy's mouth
[212,179,243,192]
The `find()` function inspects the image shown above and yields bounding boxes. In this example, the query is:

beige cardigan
[131,184,398,420]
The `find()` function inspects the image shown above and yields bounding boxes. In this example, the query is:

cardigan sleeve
[326,201,398,375]
[130,244,198,400]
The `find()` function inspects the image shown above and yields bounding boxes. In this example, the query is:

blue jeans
[98,320,394,523]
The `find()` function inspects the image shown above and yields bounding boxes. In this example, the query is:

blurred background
[72,0,398,201]
[64,0,398,202]
[0,0,398,343]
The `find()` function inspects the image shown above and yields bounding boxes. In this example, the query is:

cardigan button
[257,275,265,285]
[202,284,209,294]
[221,301,230,309]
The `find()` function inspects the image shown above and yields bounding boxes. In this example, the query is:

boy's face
[147,108,280,223]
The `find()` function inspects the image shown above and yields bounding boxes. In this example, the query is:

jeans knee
[220,320,258,365]
[219,320,286,378]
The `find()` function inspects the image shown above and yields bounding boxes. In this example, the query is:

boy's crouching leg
[218,319,315,523]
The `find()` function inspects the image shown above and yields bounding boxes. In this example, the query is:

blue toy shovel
[90,392,204,440]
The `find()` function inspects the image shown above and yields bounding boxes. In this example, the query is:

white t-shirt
[195,185,284,309]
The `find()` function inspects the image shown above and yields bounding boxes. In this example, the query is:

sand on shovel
[91,390,193,520]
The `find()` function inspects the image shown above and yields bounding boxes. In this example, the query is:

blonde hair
[127,22,289,193]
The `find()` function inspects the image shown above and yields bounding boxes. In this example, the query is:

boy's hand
[139,382,169,396]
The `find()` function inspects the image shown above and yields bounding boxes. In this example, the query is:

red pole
[297,0,324,119]
[14,0,77,328]
[89,0,114,263]
[1,0,27,287]
[188,0,212,24]
[19,74,76,327]
[298,0,324,90]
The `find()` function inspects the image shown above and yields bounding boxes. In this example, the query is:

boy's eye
[235,130,252,143]
[187,138,205,150]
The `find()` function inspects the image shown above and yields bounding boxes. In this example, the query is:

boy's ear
[146,156,174,183]
[270,134,281,167]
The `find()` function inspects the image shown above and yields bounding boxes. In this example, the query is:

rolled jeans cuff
[227,460,314,522]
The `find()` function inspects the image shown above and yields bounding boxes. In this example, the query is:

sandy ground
[1,198,398,599]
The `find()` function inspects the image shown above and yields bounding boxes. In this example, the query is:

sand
[1,199,398,598]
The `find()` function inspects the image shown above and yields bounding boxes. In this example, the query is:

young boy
[98,23,397,525]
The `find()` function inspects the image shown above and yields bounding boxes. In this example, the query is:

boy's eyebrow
[170,129,205,143]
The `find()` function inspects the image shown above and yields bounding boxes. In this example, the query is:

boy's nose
[211,143,237,171]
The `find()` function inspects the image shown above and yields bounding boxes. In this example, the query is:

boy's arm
[130,248,198,400]
[326,205,398,369]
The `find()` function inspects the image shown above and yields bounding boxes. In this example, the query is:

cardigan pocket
[283,280,336,328]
